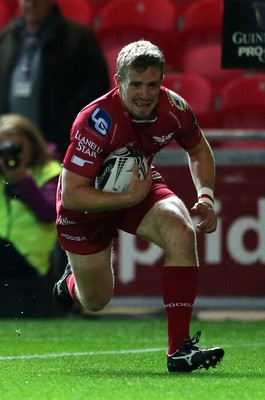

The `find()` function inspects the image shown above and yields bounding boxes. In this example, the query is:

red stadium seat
[218,75,265,130]
[170,0,245,91]
[170,0,195,13]
[89,0,109,12]
[7,0,19,15]
[0,1,11,28]
[163,72,215,128]
[96,0,178,34]
[58,0,94,27]
[182,44,242,93]
[179,0,224,47]
[103,45,121,88]
[95,0,180,71]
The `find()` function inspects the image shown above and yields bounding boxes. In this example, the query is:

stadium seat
[163,72,216,128]
[170,0,245,91]
[95,0,180,72]
[181,44,242,93]
[96,0,178,35]
[0,1,11,28]
[170,0,195,13]
[178,0,224,46]
[89,0,109,12]
[103,45,121,88]
[58,0,94,27]
[7,0,19,15]
[218,75,265,130]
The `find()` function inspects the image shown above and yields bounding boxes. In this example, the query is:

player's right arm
[61,165,152,212]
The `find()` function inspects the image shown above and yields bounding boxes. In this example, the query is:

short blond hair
[116,40,165,80]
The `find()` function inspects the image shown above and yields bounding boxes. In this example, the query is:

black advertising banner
[222,0,265,68]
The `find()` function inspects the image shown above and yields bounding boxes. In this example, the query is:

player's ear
[114,74,121,86]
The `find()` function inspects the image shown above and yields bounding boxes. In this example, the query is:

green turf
[0,316,264,400]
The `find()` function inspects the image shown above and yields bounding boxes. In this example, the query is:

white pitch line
[0,348,164,361]
[1,342,264,362]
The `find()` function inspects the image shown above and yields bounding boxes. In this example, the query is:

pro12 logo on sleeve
[88,107,112,137]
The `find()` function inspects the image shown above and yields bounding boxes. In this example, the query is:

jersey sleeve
[176,105,202,150]
[63,104,112,179]
[164,88,202,150]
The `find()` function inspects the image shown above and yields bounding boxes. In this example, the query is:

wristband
[198,187,214,208]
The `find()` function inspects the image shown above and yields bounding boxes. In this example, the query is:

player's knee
[167,215,196,250]
[165,210,195,241]
[183,225,197,253]
[182,221,196,239]
[82,294,111,312]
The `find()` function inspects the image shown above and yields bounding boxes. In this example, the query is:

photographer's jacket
[0,160,61,275]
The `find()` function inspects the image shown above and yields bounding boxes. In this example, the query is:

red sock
[162,266,199,355]
[66,273,79,303]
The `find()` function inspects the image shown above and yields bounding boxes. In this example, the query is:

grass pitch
[0,315,264,400]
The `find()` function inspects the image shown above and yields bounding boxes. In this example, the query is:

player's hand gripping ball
[95,146,148,193]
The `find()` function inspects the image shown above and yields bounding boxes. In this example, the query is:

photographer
[0,113,61,318]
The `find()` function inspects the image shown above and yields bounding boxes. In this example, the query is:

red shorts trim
[56,181,175,255]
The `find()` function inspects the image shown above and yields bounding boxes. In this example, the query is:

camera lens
[0,141,22,169]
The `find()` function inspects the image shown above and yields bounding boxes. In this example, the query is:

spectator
[0,0,110,158]
[0,113,62,318]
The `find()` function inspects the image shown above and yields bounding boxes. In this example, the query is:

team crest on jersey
[167,89,187,111]
[88,107,112,137]
[153,132,174,145]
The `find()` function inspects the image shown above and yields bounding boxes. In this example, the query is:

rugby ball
[95,146,148,193]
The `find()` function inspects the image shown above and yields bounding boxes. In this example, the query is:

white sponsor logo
[91,107,109,136]
[232,32,265,63]
[61,233,87,241]
[116,198,265,285]
[57,216,76,226]
[75,131,103,157]
[164,303,193,308]
[71,155,93,167]
[171,349,199,365]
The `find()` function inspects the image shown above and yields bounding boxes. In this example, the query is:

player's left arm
[186,134,217,234]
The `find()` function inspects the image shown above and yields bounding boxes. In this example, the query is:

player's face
[117,66,163,120]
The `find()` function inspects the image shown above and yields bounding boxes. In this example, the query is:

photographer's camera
[0,142,22,169]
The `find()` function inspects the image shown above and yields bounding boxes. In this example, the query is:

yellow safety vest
[0,160,62,275]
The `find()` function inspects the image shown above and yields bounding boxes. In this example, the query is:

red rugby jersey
[63,86,202,179]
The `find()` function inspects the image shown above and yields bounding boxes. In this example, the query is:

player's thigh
[136,196,194,250]
[66,244,114,296]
